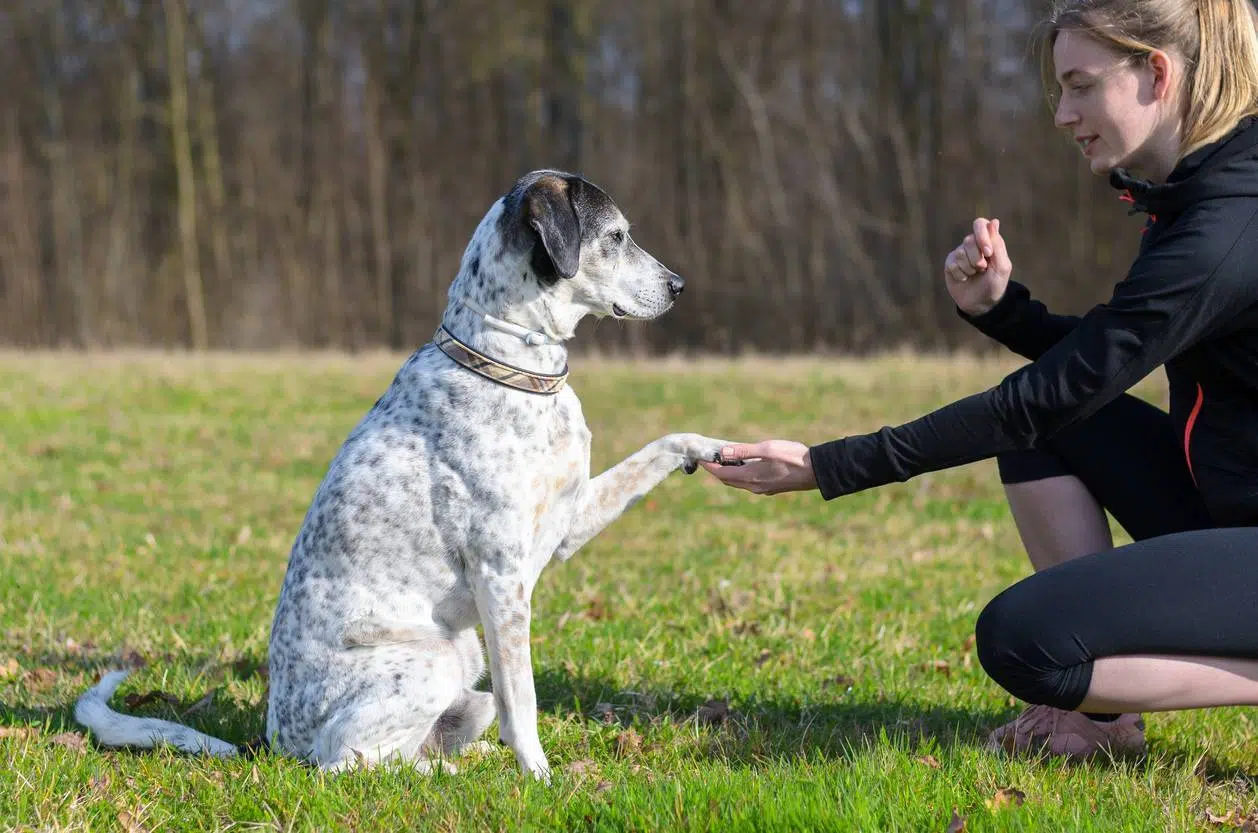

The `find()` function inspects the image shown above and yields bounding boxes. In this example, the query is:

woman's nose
[1054,98,1078,129]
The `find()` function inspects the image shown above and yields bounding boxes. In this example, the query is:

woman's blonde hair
[1040,0,1258,158]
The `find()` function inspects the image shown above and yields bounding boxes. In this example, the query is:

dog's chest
[466,388,591,570]
[385,363,591,566]
[273,356,592,634]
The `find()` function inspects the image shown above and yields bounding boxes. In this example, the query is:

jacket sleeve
[809,209,1247,501]
[958,281,1083,361]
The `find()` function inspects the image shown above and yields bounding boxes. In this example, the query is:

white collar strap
[452,295,562,347]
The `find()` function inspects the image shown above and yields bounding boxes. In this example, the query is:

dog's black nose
[667,275,685,298]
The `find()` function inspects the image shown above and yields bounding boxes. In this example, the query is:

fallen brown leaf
[615,728,642,757]
[595,780,614,792]
[117,809,149,833]
[566,759,598,777]
[124,690,182,710]
[0,657,18,680]
[22,668,58,692]
[945,809,966,833]
[50,732,88,753]
[697,699,730,726]
[921,660,951,676]
[1205,808,1257,829]
[0,726,37,741]
[181,688,217,718]
[915,754,941,769]
[1205,809,1234,825]
[584,596,608,621]
[986,787,1026,810]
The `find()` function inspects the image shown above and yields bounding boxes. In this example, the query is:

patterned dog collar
[433,326,568,395]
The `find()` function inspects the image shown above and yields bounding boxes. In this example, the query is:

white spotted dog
[74,170,733,780]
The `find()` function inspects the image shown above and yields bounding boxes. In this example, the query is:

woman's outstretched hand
[945,217,1012,316]
[698,440,818,495]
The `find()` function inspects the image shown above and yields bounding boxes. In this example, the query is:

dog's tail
[74,670,238,758]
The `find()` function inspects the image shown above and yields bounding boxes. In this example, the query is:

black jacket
[809,116,1258,525]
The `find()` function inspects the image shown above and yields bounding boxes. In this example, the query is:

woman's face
[1052,29,1181,179]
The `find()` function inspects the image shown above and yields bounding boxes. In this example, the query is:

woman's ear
[1147,49,1177,102]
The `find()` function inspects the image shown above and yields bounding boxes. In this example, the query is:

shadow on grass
[6,651,1255,784]
[532,665,1258,780]
[0,649,269,750]
[531,665,1009,765]
[1154,743,1258,789]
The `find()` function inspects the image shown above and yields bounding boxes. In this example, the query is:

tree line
[0,0,1156,354]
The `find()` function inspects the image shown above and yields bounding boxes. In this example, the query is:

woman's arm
[959,281,1085,361]
[806,206,1255,500]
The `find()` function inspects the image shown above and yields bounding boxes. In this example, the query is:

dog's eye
[608,230,625,245]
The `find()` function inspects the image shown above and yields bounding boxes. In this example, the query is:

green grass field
[1,350,1255,832]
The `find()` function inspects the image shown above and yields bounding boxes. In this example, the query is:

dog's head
[495,170,684,324]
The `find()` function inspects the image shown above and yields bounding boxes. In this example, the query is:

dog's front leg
[555,432,728,561]
[471,566,549,780]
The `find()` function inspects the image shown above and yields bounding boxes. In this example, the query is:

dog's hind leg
[340,615,447,648]
[420,628,496,759]
[425,689,497,758]
[309,642,463,774]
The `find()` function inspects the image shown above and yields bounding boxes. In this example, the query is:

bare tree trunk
[42,5,88,347]
[191,13,232,341]
[546,0,584,172]
[0,108,43,344]
[363,62,393,348]
[103,47,140,344]
[162,0,209,350]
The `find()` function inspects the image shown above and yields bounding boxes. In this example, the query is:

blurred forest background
[0,1,1172,354]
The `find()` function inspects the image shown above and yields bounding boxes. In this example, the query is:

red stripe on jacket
[1184,382,1204,486]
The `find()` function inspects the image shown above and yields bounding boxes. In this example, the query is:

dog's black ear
[524,176,581,280]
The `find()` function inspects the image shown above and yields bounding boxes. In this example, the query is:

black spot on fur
[470,256,480,278]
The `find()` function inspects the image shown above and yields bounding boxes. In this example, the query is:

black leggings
[974,393,1258,711]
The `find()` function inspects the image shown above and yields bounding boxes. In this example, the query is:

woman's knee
[974,580,1092,710]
